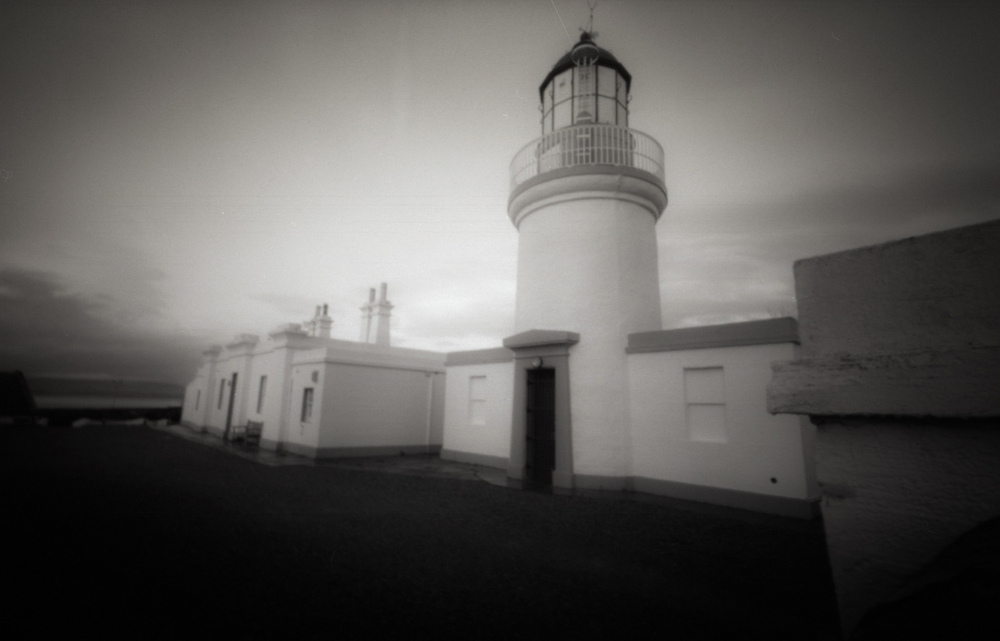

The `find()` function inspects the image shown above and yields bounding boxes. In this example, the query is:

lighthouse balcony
[509,124,665,194]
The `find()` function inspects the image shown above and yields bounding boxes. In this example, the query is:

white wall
[514,191,663,478]
[286,360,323,452]
[282,345,446,455]
[180,364,211,427]
[428,371,447,447]
[200,344,256,437]
[628,342,816,501]
[317,362,436,449]
[442,361,514,465]
[242,345,291,448]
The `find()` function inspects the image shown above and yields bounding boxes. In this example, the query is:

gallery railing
[510,124,664,191]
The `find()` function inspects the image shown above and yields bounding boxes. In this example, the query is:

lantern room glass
[540,63,629,135]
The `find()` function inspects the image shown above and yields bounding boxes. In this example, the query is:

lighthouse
[503,32,668,490]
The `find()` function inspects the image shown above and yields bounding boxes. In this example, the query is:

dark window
[257,376,267,413]
[301,387,314,422]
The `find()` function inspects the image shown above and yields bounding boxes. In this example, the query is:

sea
[26,376,184,410]
[33,395,182,409]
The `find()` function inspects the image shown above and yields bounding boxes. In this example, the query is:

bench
[244,420,263,447]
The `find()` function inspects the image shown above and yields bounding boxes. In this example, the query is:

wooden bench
[244,420,263,447]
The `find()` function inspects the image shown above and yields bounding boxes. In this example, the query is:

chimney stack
[316,302,333,339]
[373,282,393,347]
[360,288,376,343]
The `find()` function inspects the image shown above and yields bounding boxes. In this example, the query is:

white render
[441,360,514,468]
[629,342,817,505]
[511,174,666,479]
[182,293,446,458]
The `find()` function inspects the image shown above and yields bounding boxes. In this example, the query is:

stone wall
[769,218,1000,635]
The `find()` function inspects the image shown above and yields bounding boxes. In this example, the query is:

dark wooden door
[525,368,556,485]
[223,372,237,440]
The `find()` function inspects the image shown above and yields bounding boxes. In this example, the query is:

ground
[4,423,841,639]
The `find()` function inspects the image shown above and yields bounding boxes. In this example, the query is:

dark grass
[3,425,841,639]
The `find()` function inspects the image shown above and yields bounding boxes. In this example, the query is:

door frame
[503,330,578,490]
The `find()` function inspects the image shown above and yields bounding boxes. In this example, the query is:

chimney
[317,302,333,339]
[360,287,376,343]
[303,310,316,336]
[373,282,393,347]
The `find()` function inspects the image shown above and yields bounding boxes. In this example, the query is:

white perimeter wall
[442,361,514,464]
[315,362,439,450]
[628,342,817,501]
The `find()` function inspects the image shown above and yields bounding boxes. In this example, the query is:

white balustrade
[510,124,664,190]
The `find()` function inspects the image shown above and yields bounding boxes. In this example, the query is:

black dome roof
[538,32,632,101]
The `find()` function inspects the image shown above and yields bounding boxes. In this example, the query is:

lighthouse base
[502,330,578,491]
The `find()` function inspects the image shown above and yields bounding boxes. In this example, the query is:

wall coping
[503,329,581,351]
[627,317,799,354]
[445,347,513,367]
[292,345,445,373]
[769,347,1000,418]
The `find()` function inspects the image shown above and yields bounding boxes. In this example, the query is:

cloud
[657,161,1000,328]
[0,266,205,383]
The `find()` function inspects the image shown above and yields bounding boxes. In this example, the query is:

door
[223,372,237,440]
[525,368,556,485]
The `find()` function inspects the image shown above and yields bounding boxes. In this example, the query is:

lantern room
[538,32,631,135]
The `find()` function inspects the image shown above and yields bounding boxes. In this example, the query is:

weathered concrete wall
[816,419,1000,635]
[768,218,1000,635]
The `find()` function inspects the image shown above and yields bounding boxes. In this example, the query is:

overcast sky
[2,0,998,385]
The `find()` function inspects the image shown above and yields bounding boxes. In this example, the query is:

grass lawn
[4,424,840,639]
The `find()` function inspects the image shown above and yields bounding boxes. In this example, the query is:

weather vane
[583,0,599,38]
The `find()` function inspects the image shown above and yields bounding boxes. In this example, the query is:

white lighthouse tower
[503,31,668,490]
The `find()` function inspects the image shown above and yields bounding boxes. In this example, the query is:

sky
[2,0,998,386]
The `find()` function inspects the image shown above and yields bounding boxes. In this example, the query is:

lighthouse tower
[503,32,668,490]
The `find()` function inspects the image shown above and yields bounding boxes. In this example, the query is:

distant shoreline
[34,395,182,409]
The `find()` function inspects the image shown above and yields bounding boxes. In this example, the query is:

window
[256,376,267,414]
[684,367,727,443]
[469,376,487,426]
[218,378,226,409]
[597,65,616,98]
[597,96,616,125]
[195,389,200,411]
[573,65,595,123]
[301,387,314,422]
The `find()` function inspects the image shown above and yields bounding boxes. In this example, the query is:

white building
[182,33,817,519]
[181,286,446,458]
